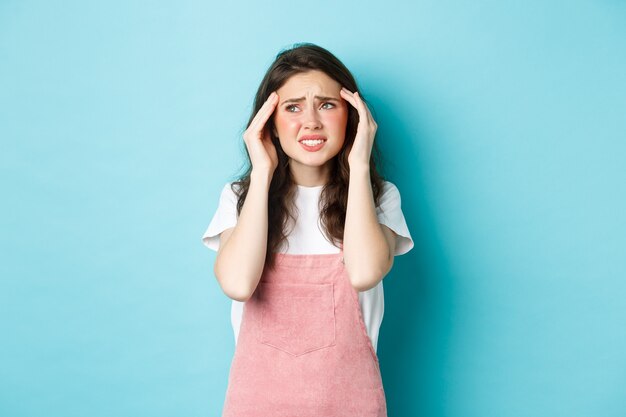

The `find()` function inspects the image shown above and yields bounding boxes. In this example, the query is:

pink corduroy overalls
[222,251,387,417]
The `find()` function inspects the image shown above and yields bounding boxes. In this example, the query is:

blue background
[1,1,625,416]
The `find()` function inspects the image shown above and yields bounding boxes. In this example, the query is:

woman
[202,43,414,416]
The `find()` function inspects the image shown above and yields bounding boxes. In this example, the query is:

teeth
[301,139,324,146]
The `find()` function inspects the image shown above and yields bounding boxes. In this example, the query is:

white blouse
[202,180,414,352]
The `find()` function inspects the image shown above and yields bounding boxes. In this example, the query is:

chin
[296,159,329,168]
[289,155,332,167]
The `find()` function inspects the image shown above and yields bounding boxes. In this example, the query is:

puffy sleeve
[201,182,239,252]
[376,181,414,256]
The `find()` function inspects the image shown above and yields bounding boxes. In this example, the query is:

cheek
[323,110,348,135]
[274,114,300,135]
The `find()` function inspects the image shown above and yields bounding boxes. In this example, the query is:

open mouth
[298,135,327,152]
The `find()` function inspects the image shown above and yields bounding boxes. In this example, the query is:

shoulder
[201,181,242,251]
[223,180,242,194]
[210,181,243,217]
[375,180,414,256]
[220,181,243,201]
[377,180,402,207]
[381,180,400,194]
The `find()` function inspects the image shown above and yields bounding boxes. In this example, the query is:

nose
[302,105,322,130]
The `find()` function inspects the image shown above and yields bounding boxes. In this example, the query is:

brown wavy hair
[231,43,386,269]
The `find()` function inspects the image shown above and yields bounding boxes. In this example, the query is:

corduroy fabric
[222,252,387,417]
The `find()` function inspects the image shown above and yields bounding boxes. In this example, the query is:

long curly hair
[231,43,386,269]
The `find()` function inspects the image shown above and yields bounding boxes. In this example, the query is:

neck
[289,160,332,187]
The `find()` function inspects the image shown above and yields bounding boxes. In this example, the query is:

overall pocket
[257,282,336,357]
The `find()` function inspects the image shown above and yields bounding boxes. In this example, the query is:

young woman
[202,43,414,416]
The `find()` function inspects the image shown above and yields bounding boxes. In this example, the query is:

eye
[285,104,300,112]
[321,102,335,110]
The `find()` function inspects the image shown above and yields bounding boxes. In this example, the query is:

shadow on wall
[365,71,456,417]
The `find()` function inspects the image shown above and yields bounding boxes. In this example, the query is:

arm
[214,92,280,301]
[213,170,273,301]
[343,165,397,291]
[339,87,397,291]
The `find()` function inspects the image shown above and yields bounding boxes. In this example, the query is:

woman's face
[273,70,348,180]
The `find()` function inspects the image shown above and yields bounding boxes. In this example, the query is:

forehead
[278,70,341,95]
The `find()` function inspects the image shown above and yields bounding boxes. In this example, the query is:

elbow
[347,257,394,292]
[349,272,385,292]
[351,279,376,292]
[213,263,255,302]
[221,281,254,302]
[224,288,253,302]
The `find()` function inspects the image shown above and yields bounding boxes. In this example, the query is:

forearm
[343,164,393,291]
[214,169,272,301]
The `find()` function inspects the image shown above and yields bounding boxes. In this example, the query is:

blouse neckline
[296,184,324,190]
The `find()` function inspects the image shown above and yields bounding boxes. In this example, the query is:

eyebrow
[280,96,340,106]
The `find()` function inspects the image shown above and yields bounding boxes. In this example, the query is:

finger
[341,87,354,96]
[340,88,369,121]
[249,92,279,132]
[340,88,359,110]
[341,88,367,115]
[348,90,377,126]
[353,92,370,118]
[250,92,278,128]
[361,98,376,126]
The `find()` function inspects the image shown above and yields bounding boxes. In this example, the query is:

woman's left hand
[340,87,377,168]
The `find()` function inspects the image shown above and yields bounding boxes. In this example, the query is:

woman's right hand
[243,92,279,174]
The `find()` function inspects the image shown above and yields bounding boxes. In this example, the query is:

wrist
[250,169,274,187]
[348,162,370,176]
